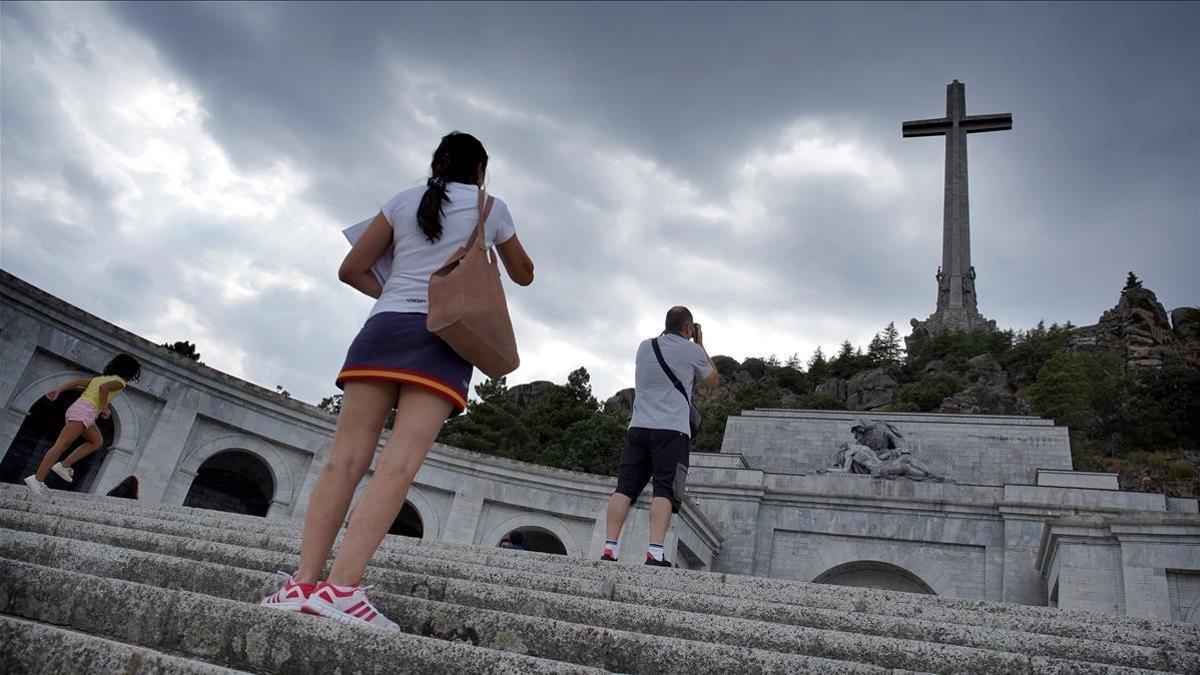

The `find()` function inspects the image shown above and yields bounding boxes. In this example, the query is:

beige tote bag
[426,189,520,379]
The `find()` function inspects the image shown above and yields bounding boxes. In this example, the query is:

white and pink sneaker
[260,571,314,611]
[301,581,398,629]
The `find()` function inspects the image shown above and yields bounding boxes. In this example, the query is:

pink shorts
[65,400,99,427]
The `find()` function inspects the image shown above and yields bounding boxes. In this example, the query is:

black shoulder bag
[651,338,703,437]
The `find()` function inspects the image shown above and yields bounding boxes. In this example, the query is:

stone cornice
[2,269,338,434]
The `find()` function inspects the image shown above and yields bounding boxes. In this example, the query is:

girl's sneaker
[23,476,48,497]
[301,582,398,629]
[51,462,74,483]
[260,571,314,611]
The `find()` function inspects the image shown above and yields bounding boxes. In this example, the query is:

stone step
[2,496,1197,672]
[2,488,1196,654]
[0,484,1152,627]
[0,531,910,674]
[0,614,252,675]
[12,528,1175,674]
[0,559,607,674]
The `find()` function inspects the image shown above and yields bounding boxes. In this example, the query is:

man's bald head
[665,306,694,334]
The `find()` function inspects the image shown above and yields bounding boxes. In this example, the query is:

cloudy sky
[2,2,1197,405]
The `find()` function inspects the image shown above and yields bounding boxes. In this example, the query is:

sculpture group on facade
[820,419,947,482]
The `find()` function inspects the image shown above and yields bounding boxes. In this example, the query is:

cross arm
[961,113,1012,133]
[902,117,951,137]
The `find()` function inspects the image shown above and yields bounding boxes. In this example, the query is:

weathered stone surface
[1070,285,1183,368]
[936,353,1028,415]
[602,387,635,416]
[3,487,1197,674]
[1171,307,1200,364]
[844,368,897,411]
[814,378,847,401]
[923,359,947,374]
[0,615,246,675]
[936,380,1029,416]
[508,380,556,407]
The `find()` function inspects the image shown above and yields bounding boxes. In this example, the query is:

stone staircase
[0,483,1196,674]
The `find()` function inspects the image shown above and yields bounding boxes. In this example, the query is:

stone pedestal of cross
[904,80,1011,344]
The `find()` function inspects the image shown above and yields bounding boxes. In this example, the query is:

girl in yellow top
[24,353,141,496]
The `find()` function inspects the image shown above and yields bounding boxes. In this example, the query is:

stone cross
[904,80,1011,317]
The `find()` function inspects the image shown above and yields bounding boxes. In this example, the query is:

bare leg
[605,493,632,541]
[34,422,85,481]
[61,425,104,468]
[295,381,397,585]
[327,385,452,586]
[648,497,674,545]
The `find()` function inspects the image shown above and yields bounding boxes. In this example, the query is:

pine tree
[162,340,201,362]
[808,347,830,381]
[881,321,902,363]
[1124,271,1143,290]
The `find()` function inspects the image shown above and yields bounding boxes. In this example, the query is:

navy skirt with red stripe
[336,311,472,414]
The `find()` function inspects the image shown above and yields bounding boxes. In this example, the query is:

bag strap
[651,338,690,404]
[463,189,496,251]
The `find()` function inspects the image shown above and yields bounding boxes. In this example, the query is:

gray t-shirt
[629,333,714,437]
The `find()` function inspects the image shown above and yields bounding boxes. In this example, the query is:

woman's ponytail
[416,132,488,243]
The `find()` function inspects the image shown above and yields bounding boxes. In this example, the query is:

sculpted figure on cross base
[819,419,948,482]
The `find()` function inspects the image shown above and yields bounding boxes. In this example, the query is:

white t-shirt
[370,182,517,317]
[628,333,714,437]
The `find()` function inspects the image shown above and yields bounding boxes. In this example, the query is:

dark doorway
[500,526,567,555]
[813,561,936,595]
[388,501,424,538]
[182,450,274,517]
[0,391,116,493]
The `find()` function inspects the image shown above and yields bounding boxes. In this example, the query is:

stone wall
[1039,514,1200,621]
[0,270,721,567]
[720,408,1071,486]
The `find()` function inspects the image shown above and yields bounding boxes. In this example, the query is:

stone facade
[3,269,1197,622]
[689,407,1198,621]
[0,271,721,568]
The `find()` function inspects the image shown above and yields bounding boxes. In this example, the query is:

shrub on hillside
[1170,460,1197,481]
[895,372,967,412]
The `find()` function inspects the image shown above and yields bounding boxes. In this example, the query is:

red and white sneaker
[301,582,398,629]
[260,571,314,611]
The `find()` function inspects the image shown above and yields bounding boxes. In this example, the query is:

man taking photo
[602,306,718,566]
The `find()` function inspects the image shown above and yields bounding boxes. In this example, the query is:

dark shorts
[615,427,690,513]
[336,311,472,415]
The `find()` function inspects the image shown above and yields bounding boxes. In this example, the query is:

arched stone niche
[167,433,296,517]
[482,512,582,557]
[813,560,937,595]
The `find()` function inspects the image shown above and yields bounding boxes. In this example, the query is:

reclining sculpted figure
[819,419,947,482]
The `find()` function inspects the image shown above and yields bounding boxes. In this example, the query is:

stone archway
[6,371,139,452]
[169,433,297,517]
[0,390,116,493]
[389,501,424,539]
[499,526,568,555]
[813,561,936,595]
[483,513,582,557]
[183,450,275,516]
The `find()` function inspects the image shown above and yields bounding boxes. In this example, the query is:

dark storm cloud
[3,1,1196,402]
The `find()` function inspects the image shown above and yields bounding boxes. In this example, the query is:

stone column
[441,483,485,544]
[0,338,38,459]
[588,502,609,558]
[92,445,137,495]
[137,387,201,503]
[999,507,1052,606]
[292,455,326,517]
[0,341,36,417]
